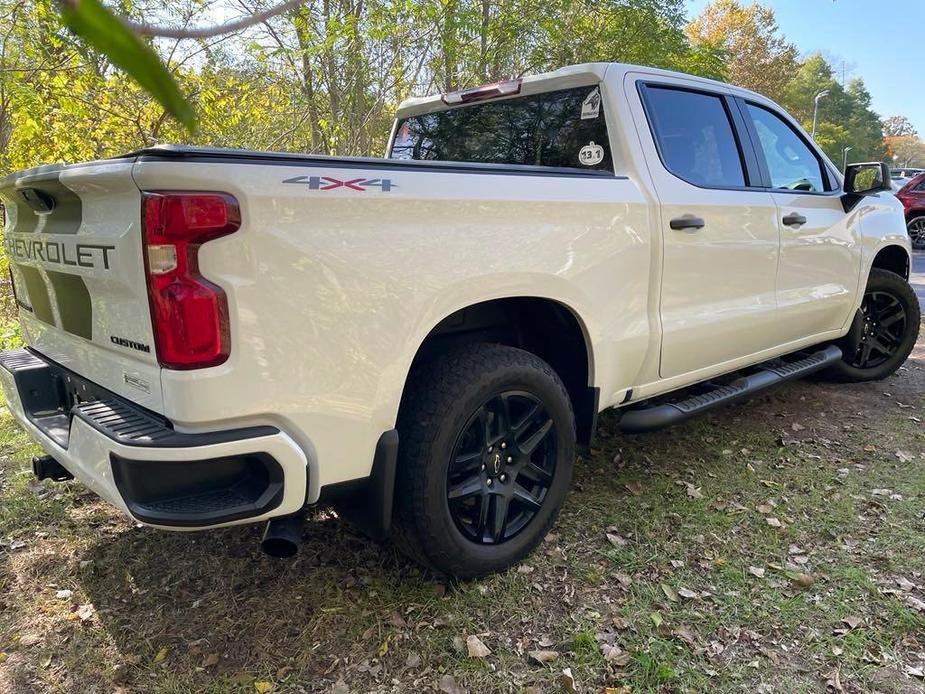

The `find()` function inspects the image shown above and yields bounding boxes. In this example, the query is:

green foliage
[779,53,886,165]
[0,0,907,176]
[59,0,195,130]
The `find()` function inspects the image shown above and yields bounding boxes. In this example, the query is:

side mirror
[842,161,891,212]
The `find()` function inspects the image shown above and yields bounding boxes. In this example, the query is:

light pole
[811,90,829,140]
[842,146,852,171]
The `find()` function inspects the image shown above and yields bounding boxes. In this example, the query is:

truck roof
[395,62,770,118]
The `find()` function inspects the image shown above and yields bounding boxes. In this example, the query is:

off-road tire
[823,268,920,382]
[392,343,575,579]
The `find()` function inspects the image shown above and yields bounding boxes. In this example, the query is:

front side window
[746,103,826,192]
[642,86,746,188]
[389,85,613,172]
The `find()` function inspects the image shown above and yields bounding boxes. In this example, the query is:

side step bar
[618,345,843,434]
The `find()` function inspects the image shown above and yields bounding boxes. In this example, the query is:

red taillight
[141,192,240,369]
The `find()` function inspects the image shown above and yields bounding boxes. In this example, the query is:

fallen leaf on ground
[906,666,925,679]
[202,653,220,668]
[842,616,863,630]
[152,647,168,665]
[825,668,844,692]
[559,667,577,693]
[677,587,698,600]
[684,482,703,499]
[254,682,273,694]
[672,625,698,646]
[748,566,766,578]
[765,517,782,528]
[528,649,558,665]
[624,481,643,496]
[606,533,628,547]
[661,584,679,602]
[466,635,491,658]
[601,644,631,665]
[439,675,465,694]
[76,604,94,622]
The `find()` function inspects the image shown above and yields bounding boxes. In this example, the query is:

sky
[684,0,925,134]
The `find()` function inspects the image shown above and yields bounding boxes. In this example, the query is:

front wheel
[908,216,925,250]
[823,268,921,382]
[392,344,575,579]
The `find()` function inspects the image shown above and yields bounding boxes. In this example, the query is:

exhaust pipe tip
[261,513,305,558]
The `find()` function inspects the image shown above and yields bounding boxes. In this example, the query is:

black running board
[618,345,842,434]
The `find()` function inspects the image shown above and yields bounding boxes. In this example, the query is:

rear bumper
[0,348,309,529]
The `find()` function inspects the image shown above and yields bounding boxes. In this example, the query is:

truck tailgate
[0,160,164,412]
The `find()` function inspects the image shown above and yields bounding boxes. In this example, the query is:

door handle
[669,215,706,231]
[782,213,807,227]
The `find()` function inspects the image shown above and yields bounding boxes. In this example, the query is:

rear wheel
[823,268,921,382]
[908,216,925,250]
[392,344,575,578]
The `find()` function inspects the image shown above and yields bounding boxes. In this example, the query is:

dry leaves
[660,584,679,603]
[439,674,465,694]
[624,481,643,496]
[601,644,631,666]
[466,635,490,658]
[527,649,558,665]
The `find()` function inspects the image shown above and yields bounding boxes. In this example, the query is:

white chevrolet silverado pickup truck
[0,63,919,578]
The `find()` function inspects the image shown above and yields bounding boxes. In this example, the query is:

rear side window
[641,86,746,188]
[746,103,826,193]
[389,86,613,172]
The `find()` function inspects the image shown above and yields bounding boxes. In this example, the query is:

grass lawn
[1,328,924,693]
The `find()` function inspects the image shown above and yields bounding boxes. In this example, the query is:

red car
[896,173,925,250]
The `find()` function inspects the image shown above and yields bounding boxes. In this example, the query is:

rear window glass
[642,85,746,188]
[389,86,613,172]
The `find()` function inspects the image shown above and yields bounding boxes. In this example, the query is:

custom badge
[578,141,604,166]
[581,88,601,120]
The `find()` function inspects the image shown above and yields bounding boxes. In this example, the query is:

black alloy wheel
[908,216,925,250]
[446,391,557,545]
[392,343,576,579]
[823,268,920,382]
[848,290,908,369]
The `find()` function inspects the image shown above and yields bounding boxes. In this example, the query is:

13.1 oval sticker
[578,142,604,166]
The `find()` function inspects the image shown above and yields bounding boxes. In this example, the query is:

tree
[685,0,796,103]
[780,54,884,165]
[882,115,917,138]
[886,136,925,168]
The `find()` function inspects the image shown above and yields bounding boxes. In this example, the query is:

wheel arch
[870,243,911,281]
[400,296,599,446]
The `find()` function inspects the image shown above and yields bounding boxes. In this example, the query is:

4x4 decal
[283,175,396,192]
